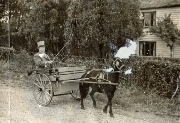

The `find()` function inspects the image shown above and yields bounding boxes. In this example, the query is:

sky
[115,39,136,59]
[103,39,136,74]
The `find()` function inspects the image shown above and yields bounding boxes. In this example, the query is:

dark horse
[79,58,124,117]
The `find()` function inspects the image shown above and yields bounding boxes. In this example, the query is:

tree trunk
[170,46,173,58]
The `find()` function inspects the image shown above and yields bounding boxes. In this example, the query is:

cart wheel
[71,90,81,101]
[28,71,36,88]
[33,74,53,106]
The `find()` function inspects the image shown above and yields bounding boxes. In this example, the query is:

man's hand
[47,60,53,64]
[44,60,53,68]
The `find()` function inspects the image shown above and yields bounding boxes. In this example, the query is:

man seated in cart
[34,40,53,68]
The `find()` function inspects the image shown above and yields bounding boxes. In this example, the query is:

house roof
[140,0,180,9]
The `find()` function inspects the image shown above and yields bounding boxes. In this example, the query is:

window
[0,0,5,4]
[139,42,156,56]
[142,12,156,27]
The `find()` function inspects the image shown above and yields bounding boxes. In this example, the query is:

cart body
[49,66,86,95]
[31,65,86,106]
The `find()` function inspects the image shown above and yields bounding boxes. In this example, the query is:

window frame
[142,11,156,28]
[139,41,156,56]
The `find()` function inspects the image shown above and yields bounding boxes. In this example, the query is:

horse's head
[112,58,125,72]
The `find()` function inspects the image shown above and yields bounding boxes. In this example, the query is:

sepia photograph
[0,0,180,123]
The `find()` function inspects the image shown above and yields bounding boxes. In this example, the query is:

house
[136,0,180,58]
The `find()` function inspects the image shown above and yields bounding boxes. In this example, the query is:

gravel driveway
[0,76,179,123]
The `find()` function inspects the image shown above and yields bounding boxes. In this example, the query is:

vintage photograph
[0,0,180,123]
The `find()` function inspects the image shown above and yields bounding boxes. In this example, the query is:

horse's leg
[108,92,114,117]
[103,92,114,117]
[89,89,96,108]
[79,83,89,110]
[80,99,85,110]
[108,97,114,117]
[103,89,108,113]
[103,103,108,114]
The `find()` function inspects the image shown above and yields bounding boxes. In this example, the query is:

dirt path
[0,77,179,123]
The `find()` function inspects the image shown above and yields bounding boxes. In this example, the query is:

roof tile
[140,0,180,9]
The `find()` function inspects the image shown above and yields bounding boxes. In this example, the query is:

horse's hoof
[110,113,114,118]
[103,109,107,113]
[81,107,85,110]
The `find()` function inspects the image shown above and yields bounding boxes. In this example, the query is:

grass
[96,84,179,117]
[113,87,178,116]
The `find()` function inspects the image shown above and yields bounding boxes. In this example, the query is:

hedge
[126,56,180,98]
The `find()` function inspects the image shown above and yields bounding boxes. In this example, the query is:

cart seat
[56,66,86,81]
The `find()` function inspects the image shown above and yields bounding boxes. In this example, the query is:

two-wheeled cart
[31,64,86,106]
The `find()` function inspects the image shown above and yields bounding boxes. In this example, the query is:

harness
[82,58,125,93]
[83,69,120,94]
[97,72,109,94]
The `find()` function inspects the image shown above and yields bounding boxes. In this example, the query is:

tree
[0,0,69,53]
[0,0,5,22]
[18,0,69,53]
[0,0,5,45]
[0,0,8,46]
[0,0,28,49]
[65,0,143,58]
[150,14,180,58]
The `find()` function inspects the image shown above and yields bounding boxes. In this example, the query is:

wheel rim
[33,74,53,106]
[71,90,81,100]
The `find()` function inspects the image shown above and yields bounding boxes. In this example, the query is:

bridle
[112,58,125,72]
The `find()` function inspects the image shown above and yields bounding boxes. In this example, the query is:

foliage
[0,0,31,49]
[150,14,180,57]
[1,0,143,57]
[0,46,15,60]
[18,0,69,53]
[65,0,143,58]
[2,51,179,99]
[0,0,5,34]
[127,56,180,98]
[0,0,69,54]
[1,50,33,73]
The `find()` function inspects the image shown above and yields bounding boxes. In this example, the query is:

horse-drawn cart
[31,63,86,106]
[29,56,128,109]
[29,56,129,117]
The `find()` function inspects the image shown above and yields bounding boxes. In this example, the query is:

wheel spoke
[34,83,41,88]
[44,91,51,102]
[45,88,51,91]
[42,75,46,87]
[41,92,45,105]
[44,90,52,97]
[38,91,43,103]
[38,74,43,87]
[42,74,50,88]
[35,77,42,87]
[42,91,49,105]
[33,74,53,106]
[34,89,41,97]
[71,90,80,100]
[45,82,51,88]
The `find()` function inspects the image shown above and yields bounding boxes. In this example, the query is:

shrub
[125,56,180,98]
[1,50,34,73]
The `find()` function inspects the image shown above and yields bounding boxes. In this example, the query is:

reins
[53,39,71,62]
